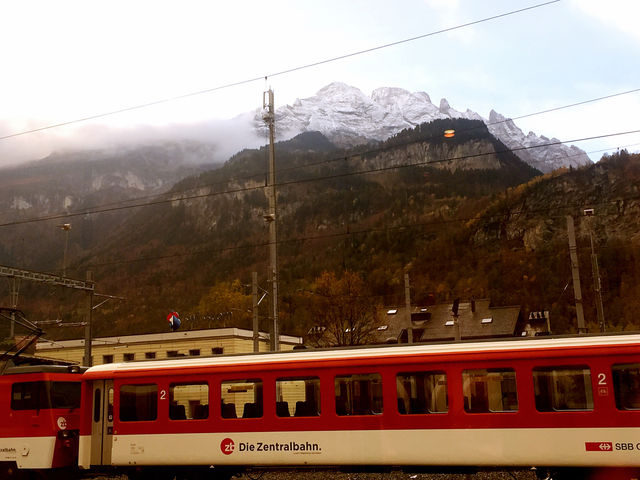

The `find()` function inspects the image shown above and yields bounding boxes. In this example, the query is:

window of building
[212,347,224,355]
[462,369,518,413]
[533,366,593,411]
[166,350,179,358]
[335,373,383,416]
[275,377,321,417]
[119,384,158,421]
[613,363,640,410]
[169,383,209,420]
[189,349,201,357]
[220,379,263,419]
[123,353,135,362]
[145,352,156,359]
[102,354,114,364]
[397,371,448,414]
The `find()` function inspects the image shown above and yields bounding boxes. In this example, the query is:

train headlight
[57,429,79,448]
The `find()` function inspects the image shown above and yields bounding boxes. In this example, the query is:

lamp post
[57,223,71,277]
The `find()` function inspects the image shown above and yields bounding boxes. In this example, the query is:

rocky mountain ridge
[255,82,591,173]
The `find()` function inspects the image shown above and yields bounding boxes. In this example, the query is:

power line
[0,0,560,142]
[82,192,640,270]
[40,86,640,217]
[1,126,638,230]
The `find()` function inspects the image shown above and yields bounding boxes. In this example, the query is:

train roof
[83,333,640,379]
[2,364,87,376]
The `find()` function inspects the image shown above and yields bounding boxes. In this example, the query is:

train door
[90,380,114,466]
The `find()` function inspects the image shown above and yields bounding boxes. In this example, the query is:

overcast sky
[1,0,639,165]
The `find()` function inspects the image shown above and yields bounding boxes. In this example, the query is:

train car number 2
[597,373,609,396]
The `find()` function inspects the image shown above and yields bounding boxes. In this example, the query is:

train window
[612,363,640,410]
[220,379,263,419]
[462,369,518,413]
[335,373,383,416]
[50,382,81,409]
[94,388,101,422]
[169,383,209,420]
[533,366,593,411]
[119,384,158,421]
[275,377,321,417]
[107,387,114,422]
[397,371,448,414]
[11,381,81,410]
[12,382,45,410]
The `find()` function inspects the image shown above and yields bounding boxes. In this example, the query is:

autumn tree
[306,270,380,346]
[192,279,252,329]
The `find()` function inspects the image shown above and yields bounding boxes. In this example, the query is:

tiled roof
[374,299,522,344]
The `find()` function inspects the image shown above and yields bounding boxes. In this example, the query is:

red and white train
[2,333,640,479]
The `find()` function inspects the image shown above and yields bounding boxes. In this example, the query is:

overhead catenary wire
[13,84,635,220]
[0,0,561,142]
[0,126,639,231]
[81,191,640,270]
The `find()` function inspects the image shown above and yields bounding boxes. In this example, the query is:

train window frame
[275,376,321,417]
[169,382,209,420]
[220,378,263,419]
[532,365,594,412]
[612,363,640,410]
[396,371,448,414]
[119,384,158,422]
[462,368,519,413]
[334,373,383,416]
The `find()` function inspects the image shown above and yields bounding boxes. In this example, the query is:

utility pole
[263,88,279,351]
[566,216,588,334]
[9,278,19,339]
[584,209,606,332]
[404,273,413,344]
[252,271,259,353]
[83,271,94,367]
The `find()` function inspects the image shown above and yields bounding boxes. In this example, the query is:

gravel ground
[235,469,538,480]
[91,469,539,480]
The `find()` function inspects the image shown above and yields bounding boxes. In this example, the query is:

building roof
[374,299,522,344]
[37,327,302,352]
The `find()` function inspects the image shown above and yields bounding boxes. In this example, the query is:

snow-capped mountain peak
[256,83,590,173]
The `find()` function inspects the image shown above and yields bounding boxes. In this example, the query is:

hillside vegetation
[1,121,638,341]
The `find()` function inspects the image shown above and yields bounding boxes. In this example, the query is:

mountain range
[254,82,591,173]
[2,81,638,343]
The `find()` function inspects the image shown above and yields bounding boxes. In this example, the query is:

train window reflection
[119,384,158,421]
[533,366,593,411]
[335,373,383,416]
[169,383,209,420]
[462,369,518,413]
[221,379,263,419]
[612,363,640,410]
[397,371,448,414]
[276,377,320,417]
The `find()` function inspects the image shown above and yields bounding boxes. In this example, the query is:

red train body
[3,334,640,479]
[78,334,640,479]
[0,365,85,478]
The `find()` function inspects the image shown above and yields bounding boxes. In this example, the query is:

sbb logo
[221,438,235,455]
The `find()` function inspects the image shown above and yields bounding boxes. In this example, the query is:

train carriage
[77,334,640,479]
[0,364,86,479]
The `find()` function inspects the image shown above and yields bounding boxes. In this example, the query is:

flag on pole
[167,311,181,331]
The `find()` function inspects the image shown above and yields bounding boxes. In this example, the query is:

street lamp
[57,223,71,277]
